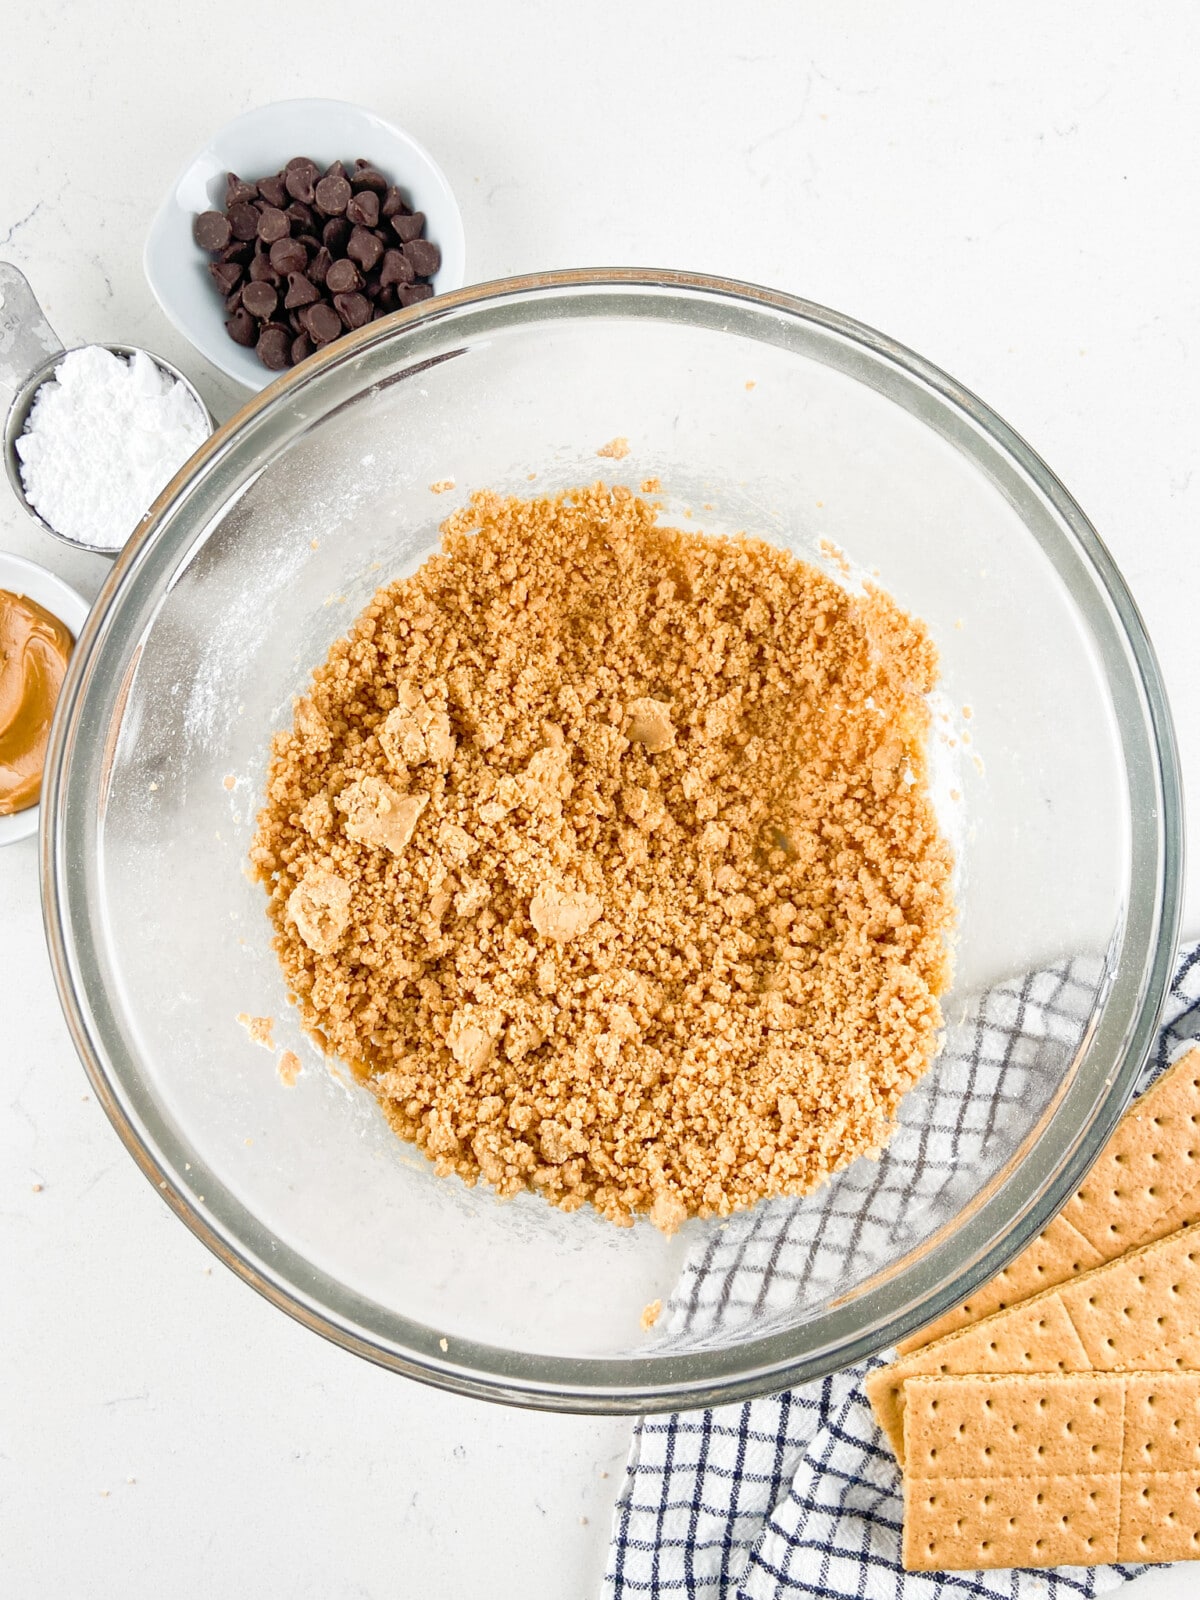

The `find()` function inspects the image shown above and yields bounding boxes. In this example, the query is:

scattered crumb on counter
[277,1050,301,1087]
[961,705,973,719]
[223,774,236,791]
[31,1183,43,1193]
[430,479,456,495]
[237,1013,275,1049]
[745,380,756,390]
[596,436,630,459]
[439,1337,449,1352]
[641,1298,663,1331]
[640,477,662,494]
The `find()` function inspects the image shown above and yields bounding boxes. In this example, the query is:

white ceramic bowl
[144,98,466,391]
[0,551,90,846]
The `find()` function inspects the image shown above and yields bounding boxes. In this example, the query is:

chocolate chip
[334,291,372,330]
[228,202,260,241]
[284,157,319,204]
[284,272,320,309]
[314,174,351,217]
[301,301,343,345]
[256,173,288,208]
[346,190,380,228]
[390,210,425,244]
[379,248,415,287]
[203,154,440,368]
[208,260,243,295]
[351,161,388,194]
[256,325,292,370]
[285,201,317,235]
[225,173,258,207]
[269,236,308,276]
[226,308,258,346]
[242,280,279,319]
[347,226,383,271]
[256,205,290,244]
[325,257,363,294]
[194,210,232,251]
[307,246,333,287]
[402,238,441,278]
[249,252,280,284]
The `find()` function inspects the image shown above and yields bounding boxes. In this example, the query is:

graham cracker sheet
[897,1046,1200,1354]
[868,1219,1200,1460]
[902,1369,1200,1570]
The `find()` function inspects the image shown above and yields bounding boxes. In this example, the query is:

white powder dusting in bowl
[15,346,211,552]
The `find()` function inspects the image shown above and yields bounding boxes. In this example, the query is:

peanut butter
[0,590,74,815]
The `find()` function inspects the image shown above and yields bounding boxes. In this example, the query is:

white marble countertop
[2,5,1197,1596]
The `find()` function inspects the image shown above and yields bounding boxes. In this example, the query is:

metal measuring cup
[0,262,215,558]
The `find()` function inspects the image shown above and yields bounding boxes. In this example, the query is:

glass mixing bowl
[41,270,1183,1412]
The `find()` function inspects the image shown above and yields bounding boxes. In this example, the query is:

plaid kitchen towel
[605,942,1200,1600]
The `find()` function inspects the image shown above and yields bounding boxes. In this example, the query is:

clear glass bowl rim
[40,268,1185,1413]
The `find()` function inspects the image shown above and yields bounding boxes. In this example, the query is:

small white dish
[0,551,90,846]
[144,98,466,391]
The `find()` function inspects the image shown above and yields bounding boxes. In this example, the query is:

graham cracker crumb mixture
[250,484,953,1228]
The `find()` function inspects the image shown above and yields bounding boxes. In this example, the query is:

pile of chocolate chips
[193,158,441,371]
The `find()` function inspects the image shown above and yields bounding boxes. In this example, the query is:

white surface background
[2,4,1198,1596]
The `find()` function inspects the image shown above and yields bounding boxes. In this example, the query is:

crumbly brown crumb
[430,479,456,495]
[250,484,954,1228]
[596,437,631,459]
[237,1012,275,1049]
[277,1050,301,1087]
[641,1298,663,1331]
[640,477,663,494]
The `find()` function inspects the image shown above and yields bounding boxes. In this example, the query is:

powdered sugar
[15,346,209,551]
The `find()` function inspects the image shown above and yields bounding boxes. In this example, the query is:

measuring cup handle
[0,263,64,404]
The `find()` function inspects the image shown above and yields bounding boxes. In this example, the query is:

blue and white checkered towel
[605,944,1200,1600]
